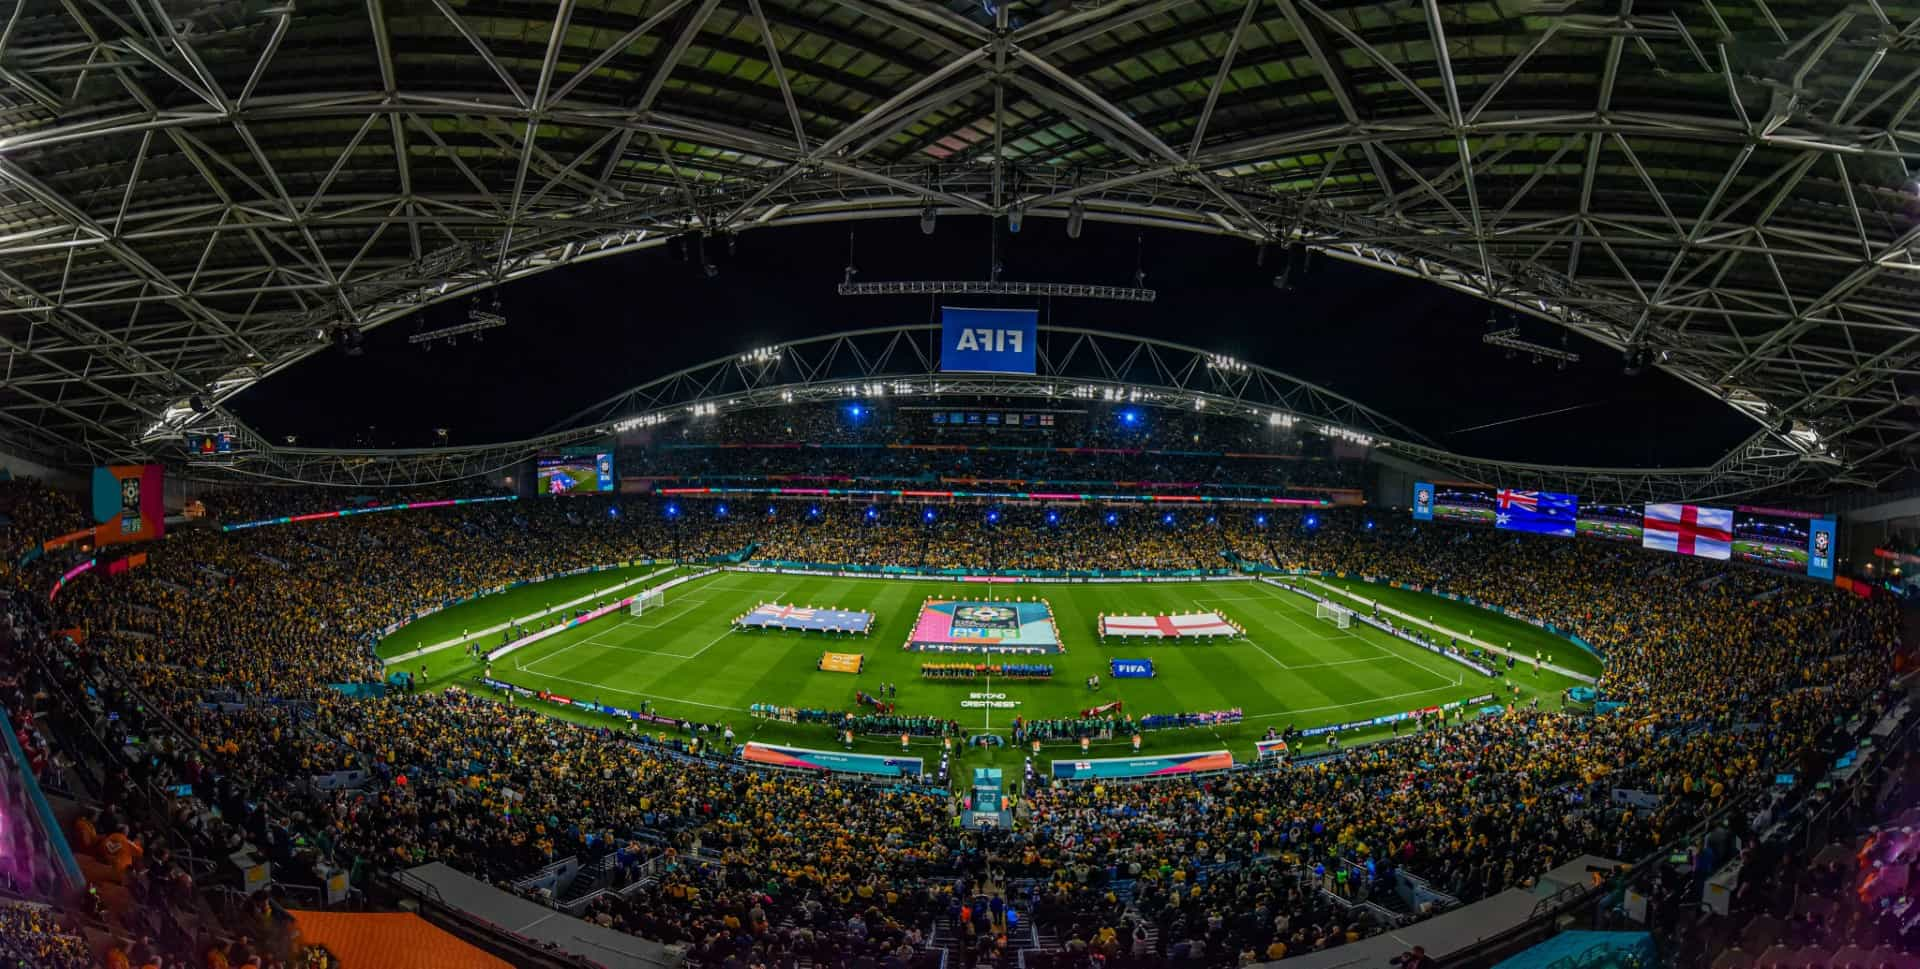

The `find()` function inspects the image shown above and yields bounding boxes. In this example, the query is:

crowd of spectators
[0,899,92,968]
[0,477,1905,968]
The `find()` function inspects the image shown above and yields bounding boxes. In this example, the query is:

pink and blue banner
[741,741,922,777]
[1050,749,1234,781]
[909,600,1060,653]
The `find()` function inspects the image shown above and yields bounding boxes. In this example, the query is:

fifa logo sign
[952,328,1024,354]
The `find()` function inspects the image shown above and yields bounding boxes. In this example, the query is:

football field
[382,570,1587,775]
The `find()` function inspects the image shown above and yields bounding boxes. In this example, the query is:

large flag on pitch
[1642,503,1734,560]
[1493,489,1577,538]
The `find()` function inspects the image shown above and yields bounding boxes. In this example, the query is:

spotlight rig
[411,297,507,349]
[1482,327,1579,368]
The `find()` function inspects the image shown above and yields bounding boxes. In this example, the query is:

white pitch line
[679,627,738,660]
[1240,636,1296,671]
[1241,683,1467,721]
[1253,584,1457,686]
[506,672,740,712]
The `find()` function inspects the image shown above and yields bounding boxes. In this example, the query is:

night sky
[231,216,1754,466]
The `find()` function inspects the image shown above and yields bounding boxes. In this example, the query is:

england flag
[1642,503,1733,560]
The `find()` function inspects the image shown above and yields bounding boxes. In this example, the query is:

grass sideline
[1311,576,1606,678]
[376,564,685,664]
[383,569,1586,777]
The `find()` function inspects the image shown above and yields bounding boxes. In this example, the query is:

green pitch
[382,570,1589,778]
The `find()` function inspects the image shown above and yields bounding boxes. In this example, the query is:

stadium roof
[0,0,1916,496]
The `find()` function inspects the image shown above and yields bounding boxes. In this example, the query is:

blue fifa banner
[1808,517,1837,581]
[1411,482,1435,521]
[1110,658,1154,679]
[941,306,1037,374]
[1494,489,1578,538]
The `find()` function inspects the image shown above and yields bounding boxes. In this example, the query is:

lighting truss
[837,280,1157,302]
[0,0,1912,497]
[1481,329,1580,365]
[175,325,1831,501]
[408,305,509,346]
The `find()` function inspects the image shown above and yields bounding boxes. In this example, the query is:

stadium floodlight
[738,346,782,365]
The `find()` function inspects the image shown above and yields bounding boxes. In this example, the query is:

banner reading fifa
[90,464,165,547]
[941,306,1037,374]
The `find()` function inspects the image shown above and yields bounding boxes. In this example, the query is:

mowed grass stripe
[450,571,1585,771]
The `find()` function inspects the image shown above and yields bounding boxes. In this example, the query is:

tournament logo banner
[1411,482,1434,521]
[1109,658,1154,679]
[941,306,1037,374]
[90,464,165,546]
[1808,518,1837,581]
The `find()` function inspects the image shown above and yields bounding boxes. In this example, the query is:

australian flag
[1494,489,1578,538]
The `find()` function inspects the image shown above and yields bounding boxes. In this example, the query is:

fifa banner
[941,306,1037,374]
[741,741,922,778]
[1110,658,1154,679]
[1493,489,1578,539]
[1642,503,1733,561]
[1808,518,1837,581]
[1051,749,1233,781]
[1411,482,1434,521]
[91,464,164,546]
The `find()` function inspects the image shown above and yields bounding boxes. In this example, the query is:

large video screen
[1493,489,1577,538]
[1431,485,1496,524]
[1733,508,1838,579]
[1641,503,1734,560]
[1576,503,1643,543]
[536,452,614,496]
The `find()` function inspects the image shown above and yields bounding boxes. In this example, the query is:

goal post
[630,587,666,617]
[1314,600,1353,629]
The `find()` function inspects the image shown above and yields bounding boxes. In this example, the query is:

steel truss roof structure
[1,0,1916,496]
[200,324,1814,503]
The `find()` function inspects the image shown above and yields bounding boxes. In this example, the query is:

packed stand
[0,479,1904,969]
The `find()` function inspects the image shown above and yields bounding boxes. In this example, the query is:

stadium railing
[0,707,83,896]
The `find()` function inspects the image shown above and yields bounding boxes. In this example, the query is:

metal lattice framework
[202,324,1821,503]
[1,0,1917,494]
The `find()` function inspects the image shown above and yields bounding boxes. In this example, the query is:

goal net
[630,587,666,617]
[1314,600,1353,629]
